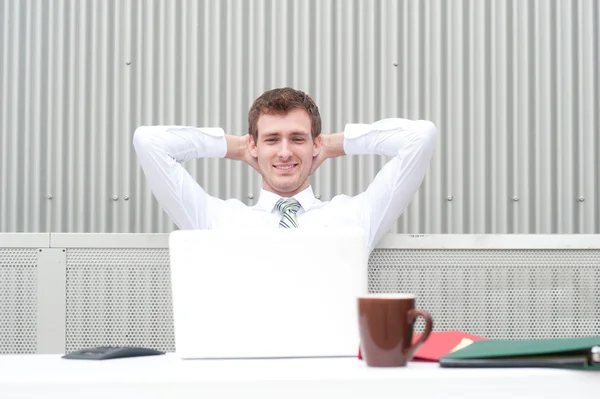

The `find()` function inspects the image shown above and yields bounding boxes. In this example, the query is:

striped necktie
[276,198,301,228]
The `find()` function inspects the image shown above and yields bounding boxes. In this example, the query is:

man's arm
[133,126,251,230]
[319,118,438,250]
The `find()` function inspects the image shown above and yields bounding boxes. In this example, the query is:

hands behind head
[310,133,344,175]
[310,148,328,175]
[233,132,343,176]
[241,136,325,175]
[226,134,260,173]
[241,135,260,173]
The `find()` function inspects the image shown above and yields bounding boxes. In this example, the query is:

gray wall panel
[0,0,598,234]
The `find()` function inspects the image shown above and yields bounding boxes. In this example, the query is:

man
[133,87,437,253]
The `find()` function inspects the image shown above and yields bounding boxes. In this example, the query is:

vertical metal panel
[0,0,598,234]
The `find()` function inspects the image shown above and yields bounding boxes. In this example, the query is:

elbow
[401,120,438,158]
[132,125,148,146]
[132,125,156,153]
[416,120,438,150]
[418,120,438,141]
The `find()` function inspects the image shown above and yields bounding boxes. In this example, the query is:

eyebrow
[263,131,310,137]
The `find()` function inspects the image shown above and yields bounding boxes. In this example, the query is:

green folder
[439,336,600,370]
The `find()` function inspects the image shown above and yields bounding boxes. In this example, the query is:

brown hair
[248,87,321,143]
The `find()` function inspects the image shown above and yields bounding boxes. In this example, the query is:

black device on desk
[62,346,165,360]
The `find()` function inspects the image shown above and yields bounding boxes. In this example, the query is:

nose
[277,140,292,160]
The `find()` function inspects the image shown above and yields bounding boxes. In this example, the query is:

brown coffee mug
[358,293,433,367]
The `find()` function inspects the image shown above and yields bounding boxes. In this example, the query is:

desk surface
[1,354,598,399]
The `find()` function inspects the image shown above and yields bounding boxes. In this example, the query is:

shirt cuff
[343,123,375,155]
[166,126,227,158]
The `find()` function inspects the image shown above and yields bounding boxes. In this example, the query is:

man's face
[249,108,321,197]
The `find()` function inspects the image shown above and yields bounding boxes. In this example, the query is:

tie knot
[276,198,301,215]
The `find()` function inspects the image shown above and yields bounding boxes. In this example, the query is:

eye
[292,138,305,143]
[265,138,277,143]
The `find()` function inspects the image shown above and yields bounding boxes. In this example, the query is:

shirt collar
[256,185,318,213]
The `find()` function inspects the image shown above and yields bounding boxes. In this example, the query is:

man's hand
[225,134,259,172]
[310,145,328,175]
[310,133,345,175]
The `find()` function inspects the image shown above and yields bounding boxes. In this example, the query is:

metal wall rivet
[446,196,453,201]
[578,197,585,202]
[46,194,53,200]
[513,196,519,201]
[393,62,398,67]
[248,193,254,199]
[112,195,119,201]
[316,194,321,199]
[126,61,131,65]
[124,195,130,201]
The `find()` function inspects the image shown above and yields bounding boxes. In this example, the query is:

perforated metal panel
[65,249,174,352]
[368,249,600,339]
[62,245,600,351]
[0,249,38,354]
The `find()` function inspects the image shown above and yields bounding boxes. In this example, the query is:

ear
[312,135,322,157]
[248,134,258,158]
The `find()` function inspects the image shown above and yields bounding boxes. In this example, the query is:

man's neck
[262,184,310,198]
[256,185,317,213]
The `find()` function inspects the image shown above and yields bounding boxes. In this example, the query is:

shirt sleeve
[132,125,228,230]
[342,118,438,250]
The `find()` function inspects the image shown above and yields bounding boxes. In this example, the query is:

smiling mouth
[274,164,298,170]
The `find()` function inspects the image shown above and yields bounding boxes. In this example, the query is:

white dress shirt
[133,118,437,252]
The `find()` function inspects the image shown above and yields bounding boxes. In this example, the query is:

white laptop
[168,227,369,359]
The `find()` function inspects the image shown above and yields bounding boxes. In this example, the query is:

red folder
[358,331,488,362]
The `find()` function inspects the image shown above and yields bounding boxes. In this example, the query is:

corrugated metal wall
[1,0,598,234]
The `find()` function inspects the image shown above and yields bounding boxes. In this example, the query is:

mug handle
[404,309,433,361]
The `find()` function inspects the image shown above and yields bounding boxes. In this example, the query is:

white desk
[0,354,598,398]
